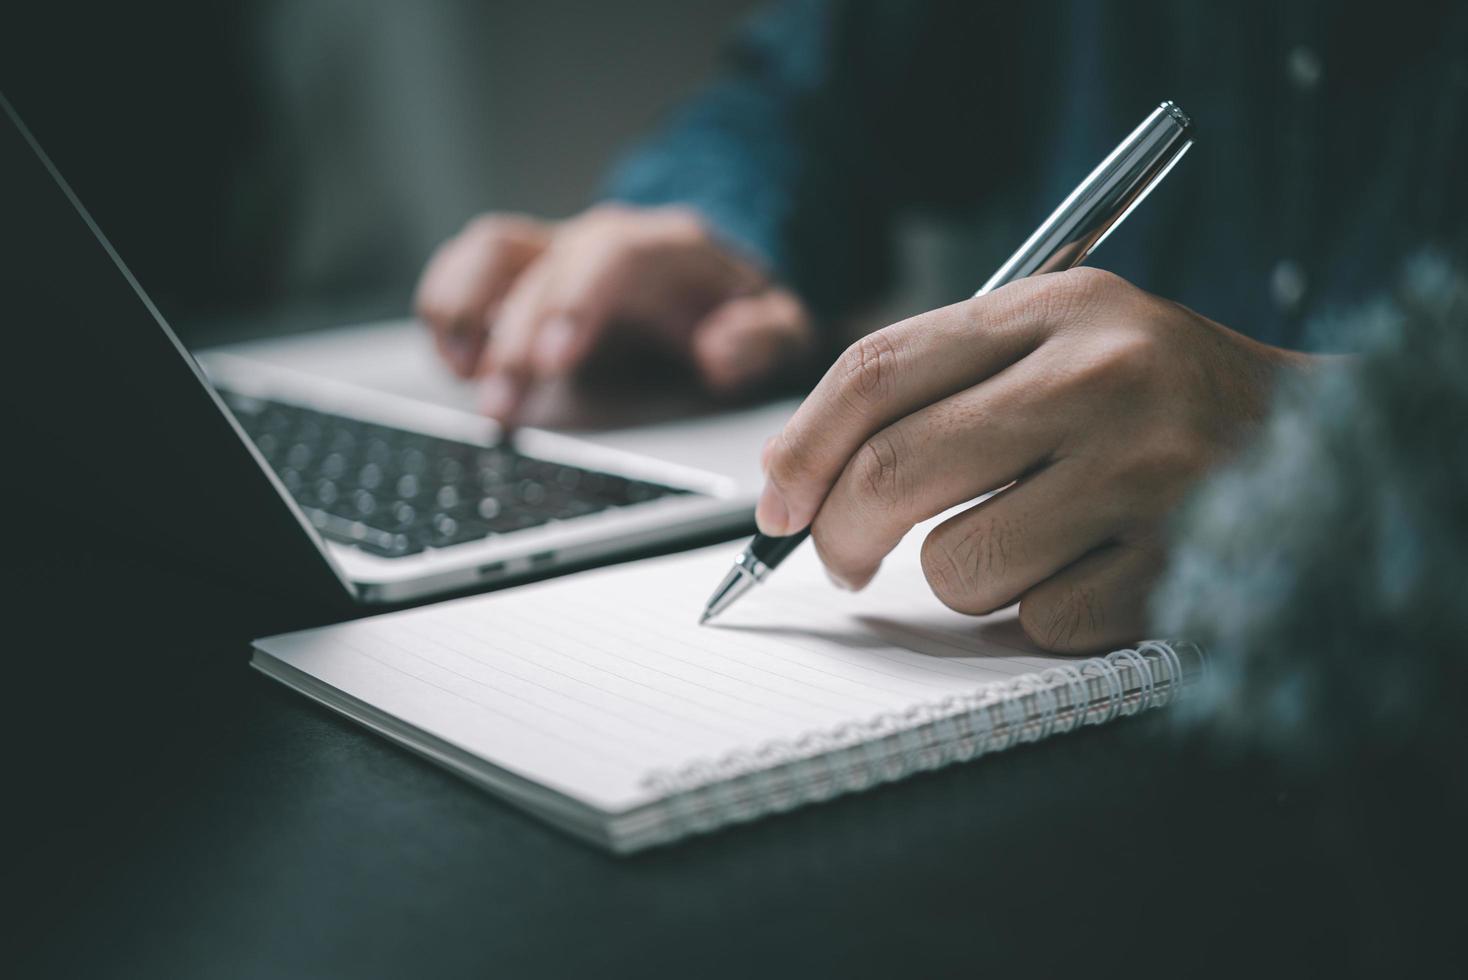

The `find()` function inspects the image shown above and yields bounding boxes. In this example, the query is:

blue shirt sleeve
[602,1,1033,322]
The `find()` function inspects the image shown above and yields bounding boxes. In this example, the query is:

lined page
[255,525,1084,814]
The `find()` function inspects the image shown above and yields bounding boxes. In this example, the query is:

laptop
[2,93,763,608]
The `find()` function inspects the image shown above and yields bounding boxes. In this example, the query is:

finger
[414,216,545,378]
[415,237,495,377]
[432,326,487,380]
[811,356,1108,591]
[480,230,659,416]
[1013,542,1164,654]
[524,212,766,378]
[690,290,814,394]
[807,360,1052,588]
[476,254,558,420]
[758,274,1082,536]
[520,238,649,379]
[760,435,778,472]
[910,458,1121,610]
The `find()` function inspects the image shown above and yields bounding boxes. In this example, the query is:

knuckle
[1037,266,1128,325]
[458,221,529,272]
[836,331,902,411]
[921,527,986,615]
[617,210,708,261]
[850,432,905,508]
[1060,265,1124,296]
[1098,329,1162,387]
[762,429,806,493]
[471,240,517,275]
[809,524,867,583]
[573,234,637,281]
[651,205,709,243]
[565,205,628,243]
[1061,327,1162,399]
[582,202,631,224]
[463,213,514,241]
[1018,583,1102,654]
[619,232,666,265]
[921,518,1016,615]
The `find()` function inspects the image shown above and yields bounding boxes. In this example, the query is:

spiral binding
[638,640,1202,847]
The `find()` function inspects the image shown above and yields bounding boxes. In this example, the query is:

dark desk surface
[10,516,1458,979]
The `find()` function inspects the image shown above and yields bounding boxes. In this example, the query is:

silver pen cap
[975,101,1194,297]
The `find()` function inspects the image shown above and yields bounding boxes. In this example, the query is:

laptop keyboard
[220,391,694,559]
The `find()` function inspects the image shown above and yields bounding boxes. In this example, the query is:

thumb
[690,289,814,394]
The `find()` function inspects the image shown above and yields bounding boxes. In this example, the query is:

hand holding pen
[702,101,1313,653]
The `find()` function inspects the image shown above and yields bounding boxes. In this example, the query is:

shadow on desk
[8,501,1461,979]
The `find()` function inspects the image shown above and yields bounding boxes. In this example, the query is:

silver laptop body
[3,91,755,608]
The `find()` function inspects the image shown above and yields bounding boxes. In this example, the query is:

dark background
[4,3,1463,976]
[9,512,1462,978]
[2,0,968,351]
[2,1,767,335]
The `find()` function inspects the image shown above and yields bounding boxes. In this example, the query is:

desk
[8,308,1456,979]
[8,494,1457,979]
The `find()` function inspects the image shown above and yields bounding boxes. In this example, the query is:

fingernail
[479,374,522,420]
[755,482,790,536]
[534,315,579,375]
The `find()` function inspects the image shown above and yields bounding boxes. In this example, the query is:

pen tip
[698,611,712,626]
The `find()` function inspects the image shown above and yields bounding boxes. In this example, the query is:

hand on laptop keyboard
[223,393,691,558]
[413,206,817,422]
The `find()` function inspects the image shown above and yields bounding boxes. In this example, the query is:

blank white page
[254,524,1083,814]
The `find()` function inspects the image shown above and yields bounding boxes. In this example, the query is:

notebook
[252,522,1201,853]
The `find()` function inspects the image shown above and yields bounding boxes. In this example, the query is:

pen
[700,100,1196,625]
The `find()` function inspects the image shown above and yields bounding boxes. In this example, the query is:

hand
[414,204,816,420]
[757,268,1311,653]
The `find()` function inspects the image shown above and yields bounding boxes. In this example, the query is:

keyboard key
[352,489,376,516]
[516,480,547,506]
[365,438,393,465]
[399,448,428,474]
[222,392,695,560]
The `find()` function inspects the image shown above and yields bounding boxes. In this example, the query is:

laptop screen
[0,2,753,349]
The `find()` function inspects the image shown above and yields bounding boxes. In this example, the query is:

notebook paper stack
[253,526,1201,853]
